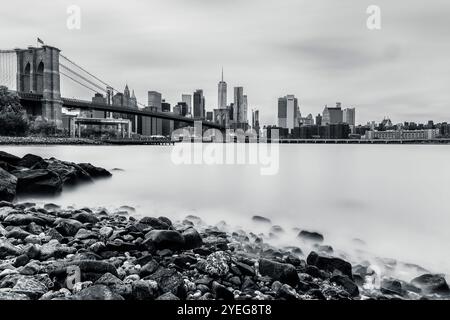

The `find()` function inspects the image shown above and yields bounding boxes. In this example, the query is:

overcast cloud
[1,0,449,125]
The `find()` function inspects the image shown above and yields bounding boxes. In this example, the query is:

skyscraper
[233,87,244,123]
[252,109,260,132]
[182,94,192,116]
[218,68,227,109]
[343,108,356,126]
[148,91,163,135]
[193,89,205,119]
[322,103,343,125]
[278,95,298,130]
[243,95,248,123]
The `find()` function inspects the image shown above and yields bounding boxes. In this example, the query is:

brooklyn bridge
[0,44,224,138]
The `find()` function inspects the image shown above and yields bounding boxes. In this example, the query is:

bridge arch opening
[23,62,31,92]
[36,61,44,93]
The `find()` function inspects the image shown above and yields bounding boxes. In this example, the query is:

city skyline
[1,0,450,126]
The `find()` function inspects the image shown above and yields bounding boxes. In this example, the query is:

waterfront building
[278,95,299,131]
[343,108,355,126]
[252,109,260,133]
[206,111,213,121]
[316,114,322,126]
[322,103,343,125]
[365,129,440,140]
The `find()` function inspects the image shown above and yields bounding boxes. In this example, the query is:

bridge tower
[16,46,62,128]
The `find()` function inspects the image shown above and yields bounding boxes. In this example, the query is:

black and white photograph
[1,0,450,314]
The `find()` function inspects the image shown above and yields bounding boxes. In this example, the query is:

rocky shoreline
[0,151,449,301]
[0,201,449,300]
[0,137,105,146]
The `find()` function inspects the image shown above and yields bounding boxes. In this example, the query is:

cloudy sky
[1,0,449,125]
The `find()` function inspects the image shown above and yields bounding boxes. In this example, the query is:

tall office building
[233,87,244,124]
[148,91,162,110]
[148,91,163,135]
[322,103,343,125]
[182,94,192,116]
[343,107,356,126]
[218,68,227,109]
[252,109,260,132]
[243,95,248,123]
[316,114,322,126]
[193,89,205,119]
[278,95,299,130]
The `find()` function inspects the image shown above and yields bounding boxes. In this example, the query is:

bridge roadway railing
[61,97,224,129]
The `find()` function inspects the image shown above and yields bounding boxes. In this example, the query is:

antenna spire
[221,67,223,82]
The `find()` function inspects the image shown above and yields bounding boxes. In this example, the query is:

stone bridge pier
[16,45,63,128]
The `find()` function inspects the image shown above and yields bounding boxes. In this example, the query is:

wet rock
[40,240,76,260]
[46,160,92,185]
[95,273,131,298]
[173,254,197,269]
[13,169,63,195]
[235,261,255,276]
[284,254,302,267]
[277,284,300,300]
[0,168,17,202]
[139,260,160,277]
[270,225,284,234]
[11,275,48,299]
[72,212,100,224]
[143,230,185,251]
[298,230,324,243]
[0,239,22,258]
[251,215,271,224]
[99,226,114,239]
[307,252,353,279]
[131,280,158,300]
[258,259,299,287]
[197,251,230,277]
[74,228,98,240]
[182,228,203,249]
[318,245,333,254]
[212,281,234,300]
[156,292,180,300]
[4,214,46,226]
[0,151,21,166]
[77,163,112,178]
[0,289,30,300]
[6,227,31,240]
[330,275,359,297]
[147,267,186,298]
[381,278,404,296]
[73,284,124,300]
[140,217,170,230]
[13,254,30,267]
[411,274,450,295]
[17,154,43,169]
[55,219,83,236]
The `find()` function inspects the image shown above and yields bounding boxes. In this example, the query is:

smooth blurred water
[2,144,450,281]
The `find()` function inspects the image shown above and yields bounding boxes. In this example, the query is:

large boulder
[140,217,170,230]
[74,284,124,300]
[55,218,83,236]
[46,160,92,185]
[297,230,324,243]
[330,275,359,297]
[0,168,17,202]
[411,274,450,295]
[182,228,203,249]
[143,230,185,251]
[197,251,230,277]
[77,163,111,178]
[13,169,63,195]
[147,267,186,298]
[0,151,21,166]
[17,154,44,169]
[258,259,299,287]
[0,238,23,258]
[306,252,353,279]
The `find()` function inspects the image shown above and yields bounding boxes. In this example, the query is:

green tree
[0,86,29,136]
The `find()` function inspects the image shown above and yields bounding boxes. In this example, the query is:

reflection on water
[3,144,450,280]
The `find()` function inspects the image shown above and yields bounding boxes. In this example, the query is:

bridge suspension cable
[60,63,107,93]
[59,70,104,95]
[0,50,17,90]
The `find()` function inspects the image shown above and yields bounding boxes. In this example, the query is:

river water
[2,144,450,281]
